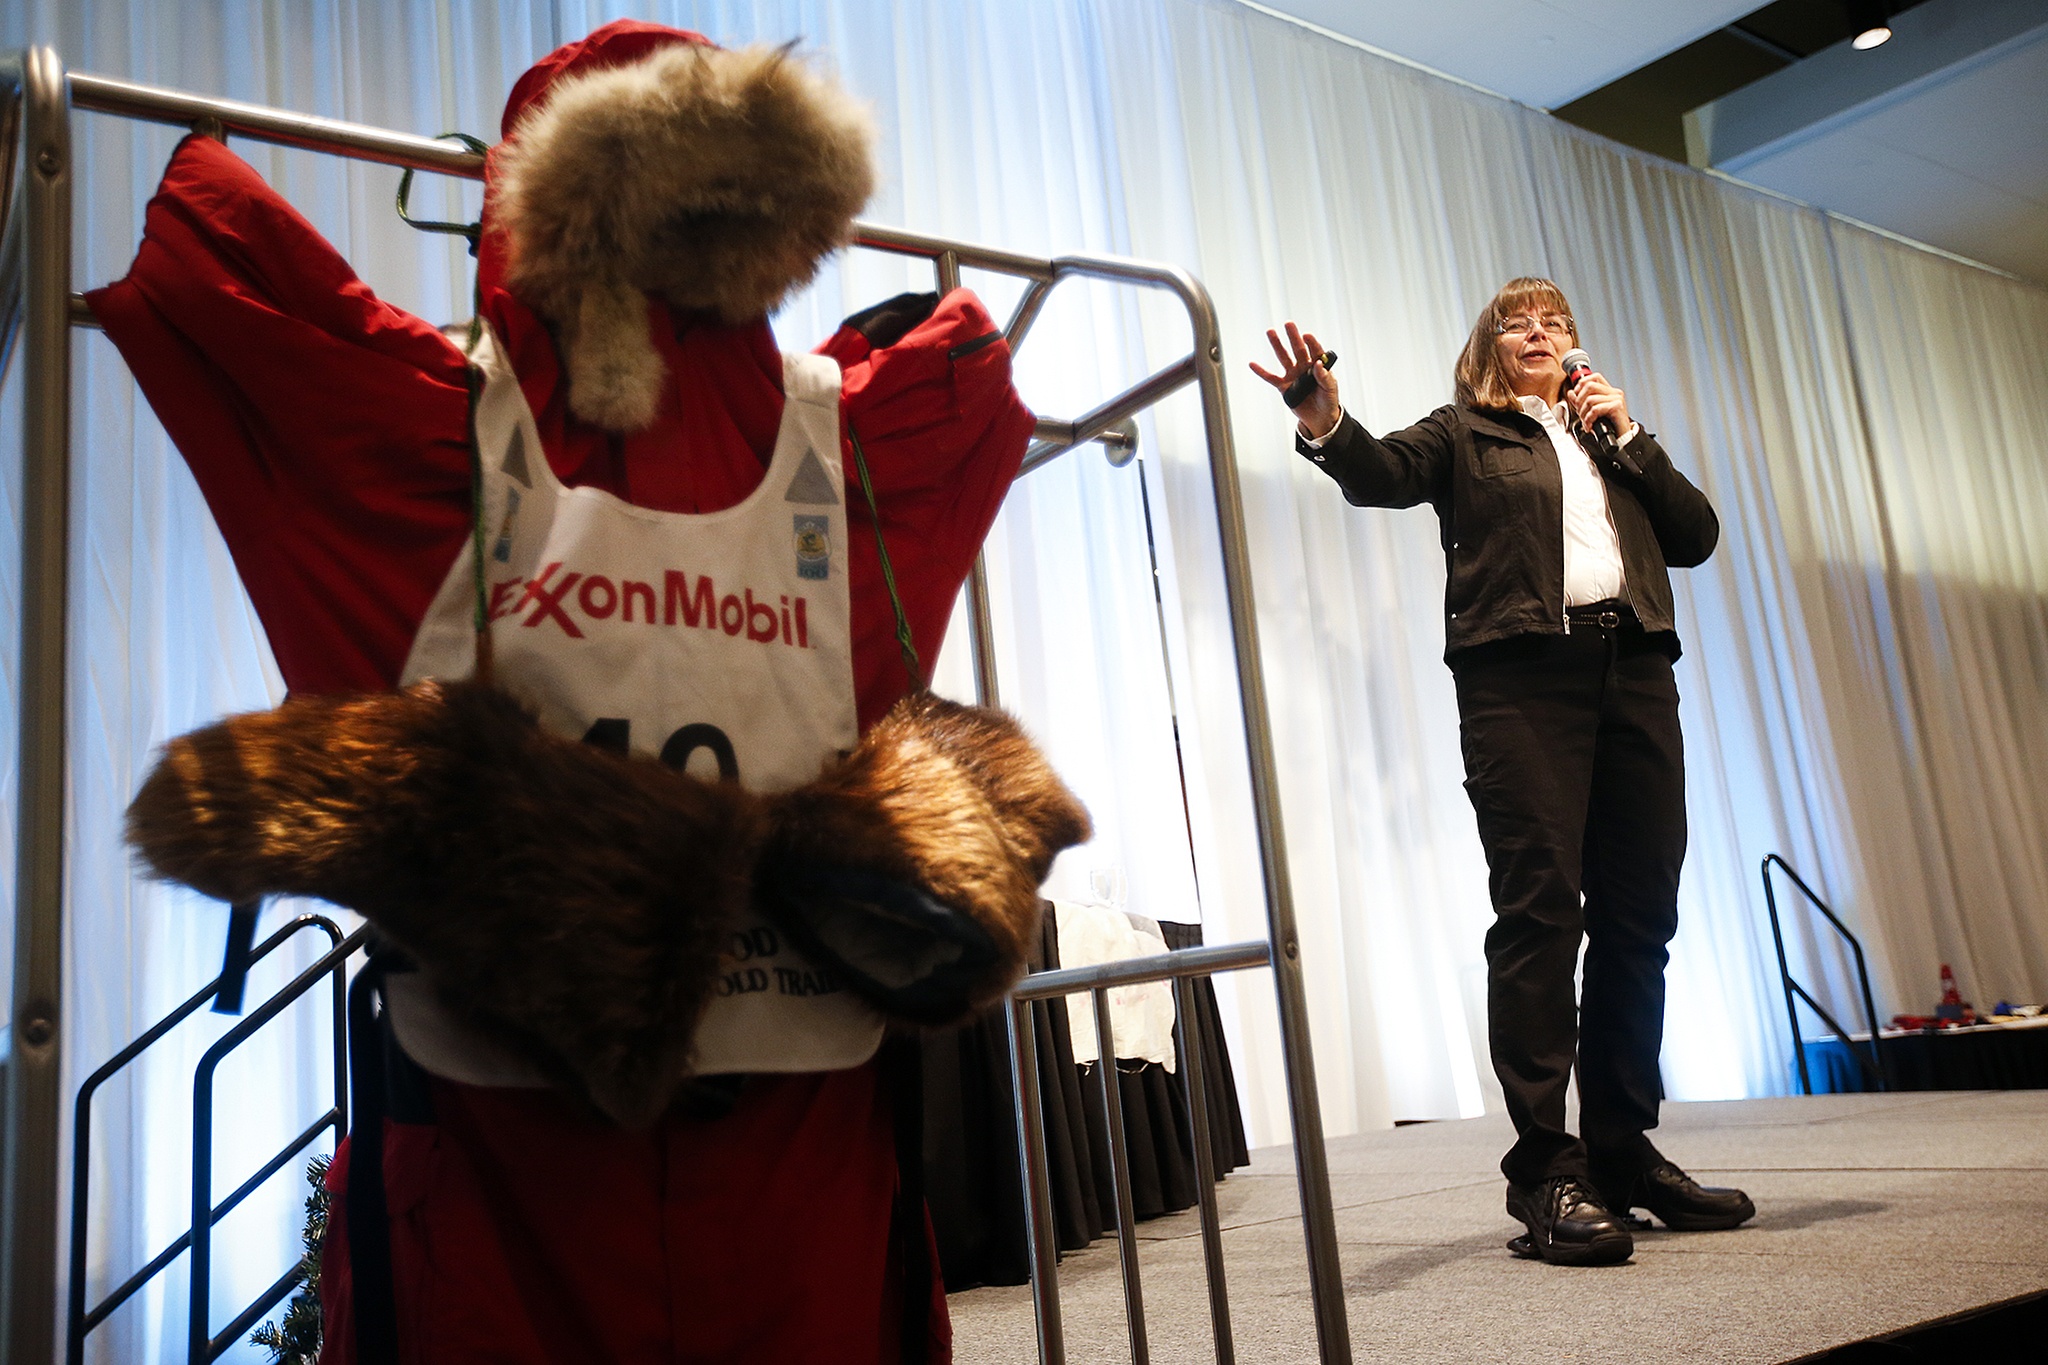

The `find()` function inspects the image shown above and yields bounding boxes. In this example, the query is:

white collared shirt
[1516,394,1624,607]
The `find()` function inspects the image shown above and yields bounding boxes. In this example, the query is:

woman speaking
[1253,278,1752,1266]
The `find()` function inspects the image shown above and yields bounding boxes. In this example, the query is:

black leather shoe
[1595,1158,1755,1232]
[1504,1177,1634,1266]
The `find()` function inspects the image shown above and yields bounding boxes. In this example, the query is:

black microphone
[1560,347,1640,475]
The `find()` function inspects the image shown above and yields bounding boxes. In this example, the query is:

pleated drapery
[5,2,2047,1360]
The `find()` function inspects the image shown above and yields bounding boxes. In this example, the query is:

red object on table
[1935,963,1976,1024]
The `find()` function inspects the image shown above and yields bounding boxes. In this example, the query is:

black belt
[1566,599,1638,630]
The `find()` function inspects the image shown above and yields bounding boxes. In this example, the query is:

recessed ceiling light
[1851,0,1893,50]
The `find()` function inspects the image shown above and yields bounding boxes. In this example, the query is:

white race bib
[397,325,885,1081]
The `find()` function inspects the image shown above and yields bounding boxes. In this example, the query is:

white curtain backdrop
[5,0,2047,1360]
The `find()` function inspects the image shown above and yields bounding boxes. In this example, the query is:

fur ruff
[493,42,875,431]
[127,682,1085,1126]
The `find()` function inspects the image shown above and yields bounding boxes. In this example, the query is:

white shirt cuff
[1300,408,1343,447]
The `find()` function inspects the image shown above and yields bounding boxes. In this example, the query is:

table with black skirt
[1800,1016,2048,1093]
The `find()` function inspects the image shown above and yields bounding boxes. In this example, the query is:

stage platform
[948,1090,2048,1362]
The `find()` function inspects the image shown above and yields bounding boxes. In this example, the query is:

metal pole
[853,221,1054,283]
[5,44,73,1365]
[189,1056,214,1365]
[1090,987,1149,1365]
[1005,997,1064,1365]
[1173,975,1235,1365]
[1019,356,1199,473]
[919,236,1004,710]
[965,556,1002,708]
[332,942,351,1141]
[67,71,482,177]
[0,57,26,378]
[1761,861,1812,1095]
[1853,942,1887,1090]
[1180,271,1352,1362]
[1010,942,1271,1002]
[1004,278,1053,350]
[184,924,366,1362]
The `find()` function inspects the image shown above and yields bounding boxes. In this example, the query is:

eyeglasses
[1496,314,1574,338]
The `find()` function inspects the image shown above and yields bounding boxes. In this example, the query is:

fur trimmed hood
[128,681,1087,1127]
[483,21,876,432]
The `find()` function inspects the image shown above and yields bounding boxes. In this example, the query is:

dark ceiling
[1554,0,1935,163]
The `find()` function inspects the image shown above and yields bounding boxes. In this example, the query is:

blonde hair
[1453,277,1576,411]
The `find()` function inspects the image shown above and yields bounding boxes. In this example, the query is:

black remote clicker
[1282,350,1337,408]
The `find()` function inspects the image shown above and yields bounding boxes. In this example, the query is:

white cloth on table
[1051,899,1178,1073]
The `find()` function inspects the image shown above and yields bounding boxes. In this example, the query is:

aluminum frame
[1,52,1352,1365]
[1008,942,1273,1364]
[854,225,1351,1365]
[2,45,73,1365]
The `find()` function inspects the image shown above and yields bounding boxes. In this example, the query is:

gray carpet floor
[947,1090,2048,1363]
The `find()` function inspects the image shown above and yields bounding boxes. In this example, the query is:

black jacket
[1297,404,1719,662]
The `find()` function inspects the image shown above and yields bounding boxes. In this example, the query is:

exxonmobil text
[488,562,812,646]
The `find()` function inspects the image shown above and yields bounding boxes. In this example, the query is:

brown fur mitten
[758,692,1091,1022]
[127,679,768,1127]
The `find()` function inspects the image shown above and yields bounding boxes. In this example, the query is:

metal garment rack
[0,51,1352,1365]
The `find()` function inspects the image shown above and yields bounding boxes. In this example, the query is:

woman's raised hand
[1565,367,1632,442]
[1250,322,1341,440]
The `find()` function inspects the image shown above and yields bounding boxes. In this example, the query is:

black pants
[1453,623,1685,1188]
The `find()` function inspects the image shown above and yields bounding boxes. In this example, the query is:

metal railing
[1762,854,1886,1095]
[856,225,1350,1365]
[67,915,367,1364]
[3,50,1352,1365]
[1008,941,1270,1365]
[2,47,74,1364]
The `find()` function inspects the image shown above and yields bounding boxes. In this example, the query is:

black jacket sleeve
[1613,427,1719,567]
[1294,407,1457,510]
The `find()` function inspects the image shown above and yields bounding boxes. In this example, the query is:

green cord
[396,133,491,251]
[848,426,923,691]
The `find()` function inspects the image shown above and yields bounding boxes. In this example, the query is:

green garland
[250,1152,330,1364]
